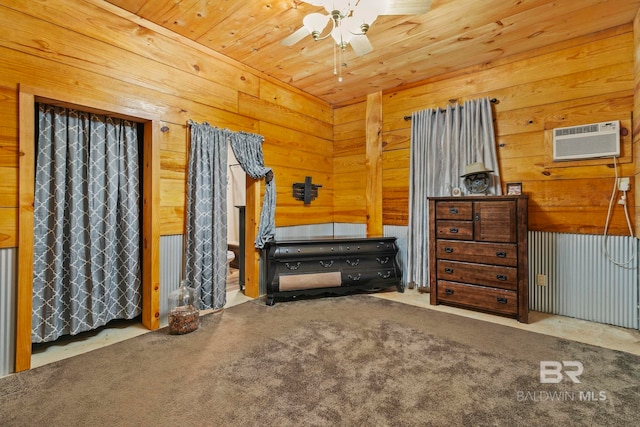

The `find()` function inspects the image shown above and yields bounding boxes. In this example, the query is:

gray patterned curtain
[185,122,273,309]
[185,122,229,310]
[32,104,141,343]
[229,132,275,248]
[406,97,501,291]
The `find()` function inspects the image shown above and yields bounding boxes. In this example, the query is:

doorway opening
[16,88,159,372]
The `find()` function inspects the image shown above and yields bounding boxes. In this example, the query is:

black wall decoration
[292,176,322,204]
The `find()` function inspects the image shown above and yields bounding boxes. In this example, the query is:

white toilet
[226,250,235,276]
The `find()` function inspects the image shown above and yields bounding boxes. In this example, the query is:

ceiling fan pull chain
[338,45,343,82]
[333,42,338,76]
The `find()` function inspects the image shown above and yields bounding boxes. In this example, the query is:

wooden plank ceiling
[105,0,640,106]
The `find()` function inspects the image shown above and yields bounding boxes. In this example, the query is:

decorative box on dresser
[429,195,528,323]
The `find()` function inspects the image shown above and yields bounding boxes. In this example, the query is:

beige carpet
[1,295,638,426]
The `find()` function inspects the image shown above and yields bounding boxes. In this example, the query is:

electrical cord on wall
[603,156,636,267]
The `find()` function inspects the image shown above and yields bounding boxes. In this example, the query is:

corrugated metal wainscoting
[529,231,639,330]
[159,235,184,327]
[384,225,408,287]
[0,248,17,377]
[275,223,335,240]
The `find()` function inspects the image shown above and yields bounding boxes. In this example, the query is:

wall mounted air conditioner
[552,120,620,161]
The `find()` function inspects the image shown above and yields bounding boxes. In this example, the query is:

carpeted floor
[1,294,638,426]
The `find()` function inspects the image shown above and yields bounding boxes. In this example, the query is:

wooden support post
[141,120,161,331]
[366,91,383,236]
[16,90,35,372]
[243,176,262,298]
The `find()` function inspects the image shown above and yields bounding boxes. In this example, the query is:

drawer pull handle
[497,297,508,304]
[444,268,454,274]
[449,207,458,214]
[346,258,360,266]
[475,213,480,221]
[378,271,392,279]
[449,228,459,233]
[444,288,454,295]
[496,251,507,258]
[497,274,507,281]
[285,262,301,270]
[444,247,454,253]
[376,256,390,264]
[348,273,362,281]
[319,260,334,268]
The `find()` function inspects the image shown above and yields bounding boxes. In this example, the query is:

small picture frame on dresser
[506,182,522,195]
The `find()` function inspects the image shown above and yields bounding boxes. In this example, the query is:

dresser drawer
[437,281,517,316]
[341,255,397,271]
[342,268,400,286]
[272,243,339,259]
[436,220,473,240]
[341,239,397,254]
[436,240,517,267]
[275,258,341,275]
[436,201,473,220]
[437,260,517,290]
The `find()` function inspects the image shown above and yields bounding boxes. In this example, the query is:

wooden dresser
[264,237,403,306]
[429,196,528,323]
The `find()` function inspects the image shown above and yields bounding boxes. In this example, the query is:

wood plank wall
[335,25,637,237]
[334,102,367,222]
[634,9,640,233]
[0,0,333,251]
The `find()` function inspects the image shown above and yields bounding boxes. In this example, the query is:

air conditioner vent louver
[552,120,620,161]
[554,124,599,137]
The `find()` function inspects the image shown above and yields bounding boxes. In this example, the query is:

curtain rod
[404,98,498,121]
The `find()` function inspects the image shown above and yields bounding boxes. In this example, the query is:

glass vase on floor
[168,280,199,335]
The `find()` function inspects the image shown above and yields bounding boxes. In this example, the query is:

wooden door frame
[15,85,160,371]
[243,176,261,298]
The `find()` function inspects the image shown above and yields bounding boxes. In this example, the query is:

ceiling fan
[281,0,432,58]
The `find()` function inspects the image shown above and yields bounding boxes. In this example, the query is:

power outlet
[618,177,630,192]
[536,274,547,287]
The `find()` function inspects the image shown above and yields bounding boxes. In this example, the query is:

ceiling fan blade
[381,0,432,15]
[281,26,310,46]
[350,35,373,57]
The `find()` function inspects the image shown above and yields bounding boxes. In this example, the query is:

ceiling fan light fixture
[303,13,331,39]
[331,21,354,48]
[283,0,432,82]
[352,4,381,31]
[321,0,352,17]
[343,14,369,35]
